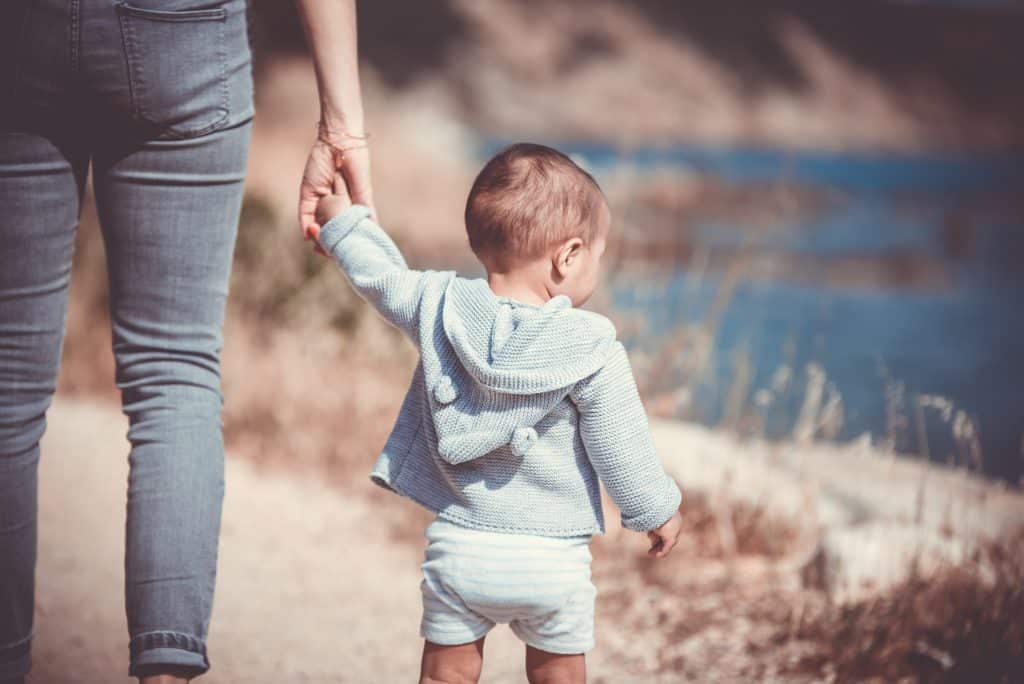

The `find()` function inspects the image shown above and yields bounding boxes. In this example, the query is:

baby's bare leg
[525,646,585,684]
[419,638,485,684]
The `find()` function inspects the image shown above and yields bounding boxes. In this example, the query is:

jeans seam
[117,6,140,122]
[116,6,227,22]
[217,14,229,131]
[69,0,80,74]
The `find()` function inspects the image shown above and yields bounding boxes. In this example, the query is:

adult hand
[298,136,375,254]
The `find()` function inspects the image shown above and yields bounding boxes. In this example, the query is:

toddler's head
[465,143,609,307]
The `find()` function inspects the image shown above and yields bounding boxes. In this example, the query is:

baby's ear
[555,237,585,275]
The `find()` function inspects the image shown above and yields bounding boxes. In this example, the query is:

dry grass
[791,534,1024,683]
[590,495,818,682]
[589,495,1024,683]
[220,317,413,480]
[220,183,423,482]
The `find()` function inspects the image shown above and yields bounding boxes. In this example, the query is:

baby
[311,143,682,684]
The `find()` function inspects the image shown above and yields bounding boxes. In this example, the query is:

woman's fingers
[340,147,375,217]
[298,185,320,240]
[297,140,370,258]
[299,139,344,238]
[331,149,352,203]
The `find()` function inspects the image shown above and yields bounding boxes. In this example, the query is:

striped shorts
[420,518,597,654]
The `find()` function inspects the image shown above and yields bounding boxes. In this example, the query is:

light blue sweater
[317,204,682,537]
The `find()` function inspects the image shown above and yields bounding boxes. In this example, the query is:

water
[482,141,1024,483]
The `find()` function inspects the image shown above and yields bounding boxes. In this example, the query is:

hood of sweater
[428,277,617,464]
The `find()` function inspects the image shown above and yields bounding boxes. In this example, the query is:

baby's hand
[647,510,682,558]
[315,193,352,232]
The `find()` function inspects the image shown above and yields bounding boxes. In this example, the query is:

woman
[0,1,371,681]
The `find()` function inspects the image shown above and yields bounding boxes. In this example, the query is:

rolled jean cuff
[128,632,209,678]
[0,635,31,680]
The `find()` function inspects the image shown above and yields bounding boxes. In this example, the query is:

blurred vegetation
[590,497,1024,682]
[247,0,1024,149]
[220,190,415,477]
[795,535,1024,683]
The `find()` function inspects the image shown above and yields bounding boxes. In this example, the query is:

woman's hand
[298,137,340,242]
[299,133,375,237]
[298,134,374,254]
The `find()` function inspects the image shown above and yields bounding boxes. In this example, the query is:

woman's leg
[74,0,253,676]
[419,639,486,684]
[91,117,251,679]
[0,124,88,681]
[525,646,586,684]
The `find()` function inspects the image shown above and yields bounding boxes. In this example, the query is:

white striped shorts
[420,518,597,654]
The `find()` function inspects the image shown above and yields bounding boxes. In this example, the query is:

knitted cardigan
[317,204,681,537]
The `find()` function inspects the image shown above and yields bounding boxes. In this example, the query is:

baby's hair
[465,143,605,267]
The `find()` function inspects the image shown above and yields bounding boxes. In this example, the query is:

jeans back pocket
[115,2,231,139]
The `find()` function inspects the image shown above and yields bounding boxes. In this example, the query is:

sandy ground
[26,399,754,684]
[28,399,529,683]
[26,399,1024,683]
[27,399,791,684]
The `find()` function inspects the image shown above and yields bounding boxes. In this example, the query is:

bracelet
[316,120,370,142]
[324,141,368,170]
[316,122,369,169]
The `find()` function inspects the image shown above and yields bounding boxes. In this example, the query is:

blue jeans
[0,0,253,679]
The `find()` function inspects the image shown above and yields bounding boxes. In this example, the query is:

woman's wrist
[315,119,370,172]
[318,109,365,140]
[316,120,369,163]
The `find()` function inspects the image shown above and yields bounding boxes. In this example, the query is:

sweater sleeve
[571,342,682,533]
[316,204,426,339]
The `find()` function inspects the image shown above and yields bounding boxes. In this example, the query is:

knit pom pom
[510,426,538,456]
[433,375,458,404]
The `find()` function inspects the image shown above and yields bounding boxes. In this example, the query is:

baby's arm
[312,197,425,338]
[572,342,683,557]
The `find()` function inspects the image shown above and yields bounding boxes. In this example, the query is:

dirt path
[31,399,1022,683]
[29,399,528,683]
